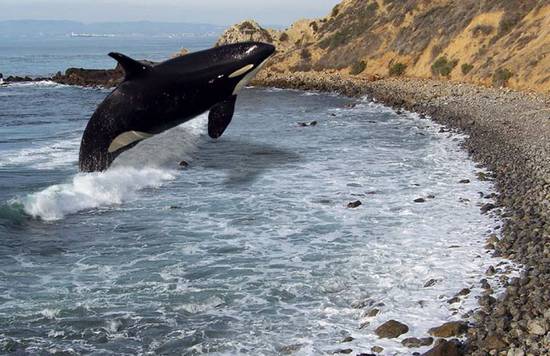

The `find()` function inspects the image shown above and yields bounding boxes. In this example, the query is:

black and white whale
[78,42,276,172]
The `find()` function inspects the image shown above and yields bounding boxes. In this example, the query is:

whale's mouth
[233,58,270,95]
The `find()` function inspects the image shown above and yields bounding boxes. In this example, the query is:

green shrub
[461,63,474,75]
[431,56,458,77]
[389,62,407,76]
[492,68,513,87]
[350,60,367,75]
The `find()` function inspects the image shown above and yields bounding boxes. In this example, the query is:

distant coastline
[70,32,116,38]
[0,19,226,39]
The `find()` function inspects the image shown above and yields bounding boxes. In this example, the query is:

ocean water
[0,36,212,77]
[1,38,504,355]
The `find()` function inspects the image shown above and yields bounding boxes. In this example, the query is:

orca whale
[78,42,276,172]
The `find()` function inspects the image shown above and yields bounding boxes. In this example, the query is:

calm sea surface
[0,36,501,355]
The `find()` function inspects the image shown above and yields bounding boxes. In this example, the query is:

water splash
[17,167,176,221]
[12,114,207,221]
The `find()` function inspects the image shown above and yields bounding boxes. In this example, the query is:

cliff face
[218,0,550,93]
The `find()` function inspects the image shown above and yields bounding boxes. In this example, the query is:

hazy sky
[1,0,342,26]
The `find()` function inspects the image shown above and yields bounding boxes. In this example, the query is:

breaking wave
[10,114,207,221]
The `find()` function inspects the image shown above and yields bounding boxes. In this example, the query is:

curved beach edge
[252,70,550,355]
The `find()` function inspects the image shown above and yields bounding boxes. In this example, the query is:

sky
[1,0,342,26]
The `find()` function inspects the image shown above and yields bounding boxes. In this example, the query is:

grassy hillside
[218,0,550,93]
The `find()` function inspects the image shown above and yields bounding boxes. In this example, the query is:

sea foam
[19,167,176,221]
[16,114,207,221]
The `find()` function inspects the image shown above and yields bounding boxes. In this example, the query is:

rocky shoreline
[252,70,549,355]
[2,64,130,88]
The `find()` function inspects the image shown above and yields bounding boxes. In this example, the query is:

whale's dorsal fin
[208,95,237,139]
[109,52,151,81]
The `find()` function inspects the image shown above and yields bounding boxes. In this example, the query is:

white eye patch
[108,130,153,153]
[229,64,255,78]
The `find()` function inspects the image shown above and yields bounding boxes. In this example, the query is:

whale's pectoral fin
[109,52,152,81]
[208,95,237,139]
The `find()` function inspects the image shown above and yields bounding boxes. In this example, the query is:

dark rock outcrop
[52,67,123,87]
[347,200,362,208]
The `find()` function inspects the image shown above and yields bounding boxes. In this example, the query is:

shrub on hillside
[431,56,458,77]
[350,61,367,75]
[492,68,513,87]
[461,63,474,75]
[291,62,313,72]
[472,24,494,37]
[310,22,319,32]
[238,21,255,31]
[279,33,289,42]
[389,62,407,76]
[366,2,379,12]
[331,4,340,17]
[431,44,443,60]
[498,13,521,35]
[319,31,348,50]
[300,48,312,60]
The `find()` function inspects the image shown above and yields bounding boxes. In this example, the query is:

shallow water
[1,38,503,355]
[0,81,503,354]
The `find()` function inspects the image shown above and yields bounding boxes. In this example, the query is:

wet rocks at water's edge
[2,75,51,83]
[422,339,464,356]
[374,320,409,339]
[428,321,468,338]
[52,68,123,87]
[402,337,434,348]
[0,69,122,87]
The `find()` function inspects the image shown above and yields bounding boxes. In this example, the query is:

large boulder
[215,20,279,46]
[422,339,463,356]
[428,321,468,338]
[374,320,409,338]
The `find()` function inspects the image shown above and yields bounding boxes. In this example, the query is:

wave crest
[16,167,176,221]
[10,114,208,221]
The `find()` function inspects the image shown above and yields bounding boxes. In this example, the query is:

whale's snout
[237,42,276,65]
[258,43,276,59]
